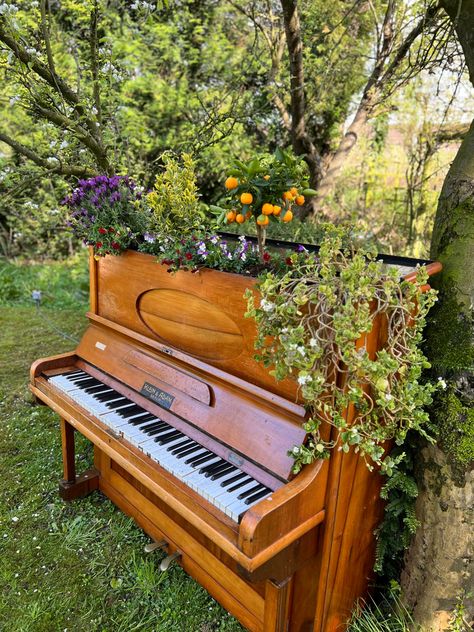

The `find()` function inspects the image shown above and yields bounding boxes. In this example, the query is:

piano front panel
[75,323,307,483]
[93,250,299,400]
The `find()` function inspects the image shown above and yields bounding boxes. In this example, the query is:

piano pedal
[160,550,181,571]
[144,539,167,554]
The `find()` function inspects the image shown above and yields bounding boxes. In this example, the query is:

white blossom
[437,377,447,389]
[260,299,274,313]
[297,374,312,386]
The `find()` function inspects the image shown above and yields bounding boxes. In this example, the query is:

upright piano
[30,243,441,632]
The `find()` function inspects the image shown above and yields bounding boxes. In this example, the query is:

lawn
[0,290,243,631]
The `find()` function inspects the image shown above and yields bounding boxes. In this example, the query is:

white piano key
[225,488,272,520]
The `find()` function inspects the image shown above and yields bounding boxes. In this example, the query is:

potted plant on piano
[37,150,442,632]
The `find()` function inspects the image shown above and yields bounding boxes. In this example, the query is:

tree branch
[0,131,95,177]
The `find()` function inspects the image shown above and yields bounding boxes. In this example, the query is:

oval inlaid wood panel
[137,288,244,361]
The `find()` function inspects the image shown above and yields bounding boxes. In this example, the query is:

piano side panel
[94,250,298,401]
[313,312,388,632]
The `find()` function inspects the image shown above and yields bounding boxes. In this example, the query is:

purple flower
[297,245,307,253]
[143,232,155,243]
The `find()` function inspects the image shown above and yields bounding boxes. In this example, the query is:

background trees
[0,2,472,627]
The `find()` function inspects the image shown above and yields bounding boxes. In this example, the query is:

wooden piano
[30,244,442,632]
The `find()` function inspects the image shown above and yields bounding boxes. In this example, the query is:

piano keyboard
[48,370,273,522]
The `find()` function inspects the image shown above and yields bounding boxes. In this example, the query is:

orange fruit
[256,214,269,226]
[295,195,305,206]
[225,176,238,190]
[262,203,274,216]
[290,187,298,196]
[245,210,252,220]
[240,192,253,205]
[282,191,293,201]
[235,213,245,224]
[226,210,236,223]
[273,205,282,216]
[282,210,293,223]
[263,174,270,181]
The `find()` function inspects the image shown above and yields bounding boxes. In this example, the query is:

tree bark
[401,3,474,627]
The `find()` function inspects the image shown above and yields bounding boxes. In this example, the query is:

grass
[0,294,244,630]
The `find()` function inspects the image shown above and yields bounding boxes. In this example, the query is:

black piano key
[185,451,213,465]
[174,445,202,458]
[118,405,146,418]
[209,464,236,480]
[105,399,131,409]
[155,430,183,445]
[160,433,186,446]
[200,459,227,476]
[96,391,124,402]
[170,440,195,455]
[64,370,84,377]
[69,374,93,383]
[220,472,247,488]
[237,483,264,500]
[72,377,100,388]
[84,384,113,394]
[244,488,271,505]
[226,476,254,493]
[129,413,156,426]
[147,425,173,437]
[142,421,169,434]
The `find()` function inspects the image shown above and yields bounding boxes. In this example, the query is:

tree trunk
[306,98,373,221]
[401,4,474,621]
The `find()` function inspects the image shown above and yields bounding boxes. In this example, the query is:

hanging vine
[245,225,440,475]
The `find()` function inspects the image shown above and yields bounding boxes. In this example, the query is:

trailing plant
[373,441,420,578]
[245,225,440,475]
[145,152,206,240]
[212,149,316,257]
[62,175,147,257]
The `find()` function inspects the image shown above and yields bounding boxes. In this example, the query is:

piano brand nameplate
[140,382,175,410]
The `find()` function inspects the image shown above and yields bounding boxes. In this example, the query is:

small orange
[245,210,252,220]
[290,187,298,196]
[226,210,236,223]
[235,213,245,224]
[225,176,238,190]
[256,214,269,226]
[240,192,253,205]
[273,205,282,216]
[295,195,305,206]
[263,174,270,181]
[262,203,274,216]
[282,210,293,223]
[282,191,293,201]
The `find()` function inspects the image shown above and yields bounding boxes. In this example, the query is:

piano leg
[58,418,99,501]
[263,577,293,632]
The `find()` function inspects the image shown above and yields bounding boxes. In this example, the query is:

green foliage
[347,586,420,632]
[374,442,420,578]
[245,225,440,474]
[448,592,473,632]
[0,253,88,309]
[145,152,205,239]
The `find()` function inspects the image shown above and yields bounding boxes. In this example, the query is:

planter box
[89,248,298,401]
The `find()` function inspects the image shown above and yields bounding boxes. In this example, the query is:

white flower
[385,393,392,401]
[292,446,300,455]
[260,299,274,312]
[438,377,447,389]
[11,516,19,522]
[297,374,312,386]
[309,338,318,348]
[297,346,306,356]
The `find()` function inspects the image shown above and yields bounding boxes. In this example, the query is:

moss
[433,390,474,477]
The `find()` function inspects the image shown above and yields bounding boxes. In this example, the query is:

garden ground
[0,301,244,631]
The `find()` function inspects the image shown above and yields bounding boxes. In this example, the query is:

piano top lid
[217,231,439,279]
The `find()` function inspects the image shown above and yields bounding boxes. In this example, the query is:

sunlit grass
[0,305,243,631]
